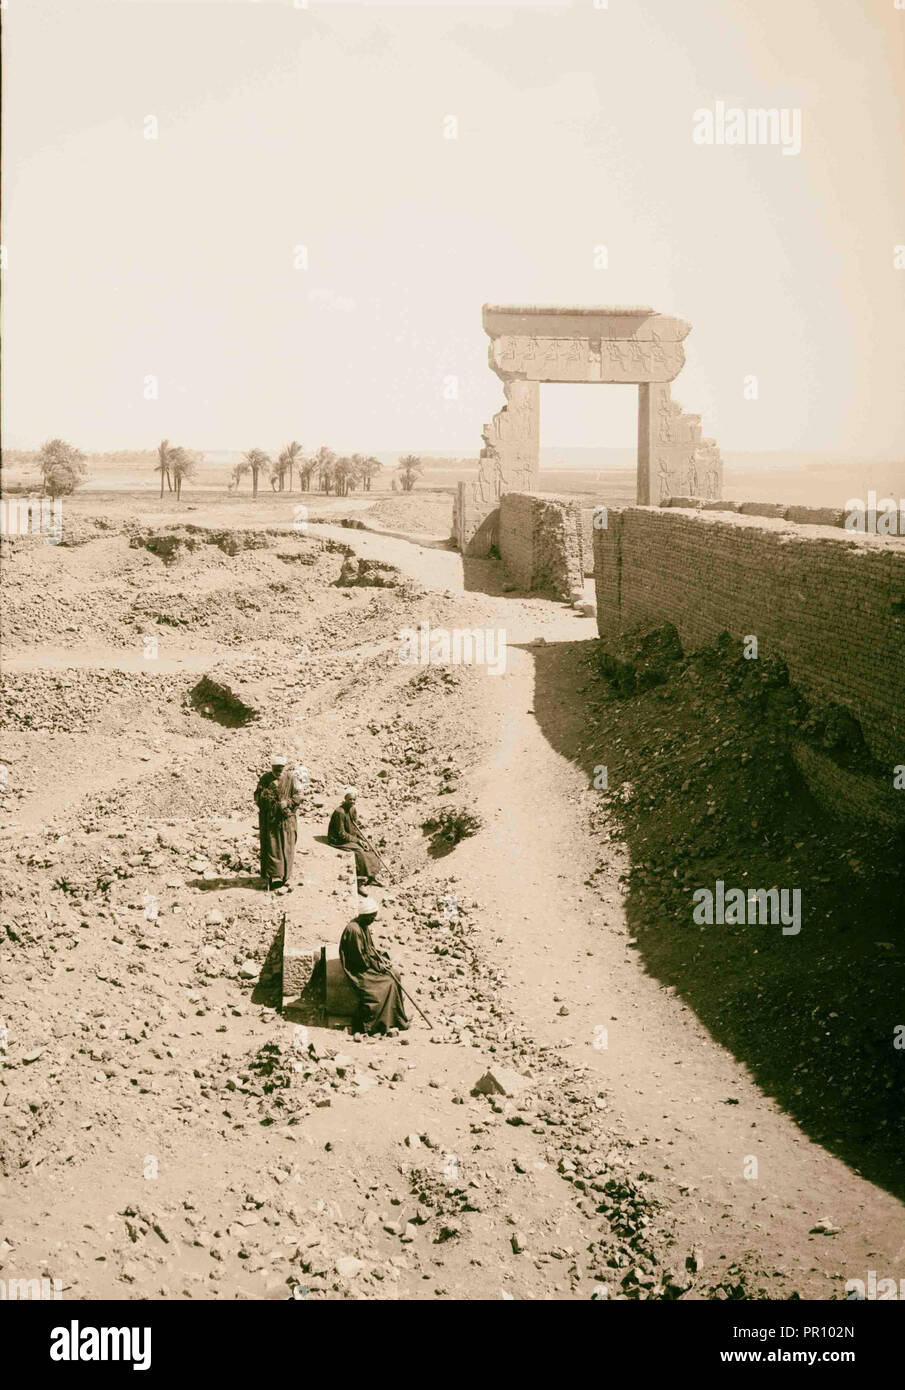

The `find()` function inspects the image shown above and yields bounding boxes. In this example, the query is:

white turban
[357,896,378,916]
[343,786,358,798]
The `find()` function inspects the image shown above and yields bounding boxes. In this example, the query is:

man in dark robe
[339,898,409,1035]
[254,755,302,890]
[327,787,384,886]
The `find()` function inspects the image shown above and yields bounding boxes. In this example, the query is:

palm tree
[351,453,375,494]
[333,456,354,497]
[156,439,173,497]
[237,448,270,499]
[282,440,303,491]
[313,445,336,495]
[397,454,424,493]
[359,455,382,492]
[169,447,197,501]
[298,456,317,492]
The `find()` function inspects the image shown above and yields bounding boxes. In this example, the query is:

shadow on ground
[250,919,285,1009]
[461,554,512,597]
[523,635,905,1201]
[187,875,264,892]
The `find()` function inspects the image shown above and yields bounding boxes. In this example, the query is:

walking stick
[358,830,394,883]
[390,971,434,1030]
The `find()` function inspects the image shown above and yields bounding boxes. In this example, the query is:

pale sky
[3,0,904,455]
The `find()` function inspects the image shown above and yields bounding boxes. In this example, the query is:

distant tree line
[229,446,424,498]
[230,446,385,498]
[1,440,429,501]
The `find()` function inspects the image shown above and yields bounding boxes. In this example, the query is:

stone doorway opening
[540,382,639,506]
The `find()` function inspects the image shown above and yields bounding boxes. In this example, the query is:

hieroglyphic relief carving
[657,453,671,498]
[648,388,720,501]
[492,332,685,384]
[695,443,722,501]
[657,390,675,444]
[478,377,538,498]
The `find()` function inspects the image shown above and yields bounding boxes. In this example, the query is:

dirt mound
[597,622,684,695]
[0,526,350,650]
[578,632,905,1192]
[129,526,284,563]
[336,556,403,588]
[361,491,455,539]
[0,667,185,733]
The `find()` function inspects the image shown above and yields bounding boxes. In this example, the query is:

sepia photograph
[1,0,904,1360]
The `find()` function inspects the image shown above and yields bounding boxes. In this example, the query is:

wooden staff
[387,969,433,1029]
[358,830,394,883]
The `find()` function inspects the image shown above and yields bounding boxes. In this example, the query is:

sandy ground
[1,488,902,1301]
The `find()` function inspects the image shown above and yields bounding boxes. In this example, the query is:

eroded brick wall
[660,496,904,531]
[499,492,585,600]
[593,507,905,767]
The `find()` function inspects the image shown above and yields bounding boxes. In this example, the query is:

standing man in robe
[327,787,384,887]
[339,897,409,1035]
[254,754,303,890]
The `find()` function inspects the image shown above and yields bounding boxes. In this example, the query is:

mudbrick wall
[593,507,905,772]
[660,495,904,530]
[498,492,585,600]
[586,497,904,579]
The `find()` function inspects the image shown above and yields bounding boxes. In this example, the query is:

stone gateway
[455,304,722,555]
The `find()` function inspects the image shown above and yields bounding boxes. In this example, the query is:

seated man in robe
[326,786,384,887]
[339,897,409,1036]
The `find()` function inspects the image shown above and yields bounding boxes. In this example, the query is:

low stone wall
[498,492,585,600]
[580,508,596,576]
[518,493,903,583]
[455,481,500,556]
[593,506,905,770]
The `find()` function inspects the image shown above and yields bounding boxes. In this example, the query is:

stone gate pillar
[638,380,722,507]
[481,378,540,494]
[637,382,661,507]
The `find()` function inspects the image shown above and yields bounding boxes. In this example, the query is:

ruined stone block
[324,943,358,1020]
[784,505,846,528]
[471,1066,531,1098]
[498,493,585,600]
[738,501,788,519]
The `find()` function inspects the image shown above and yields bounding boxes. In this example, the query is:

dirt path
[443,645,903,1295]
